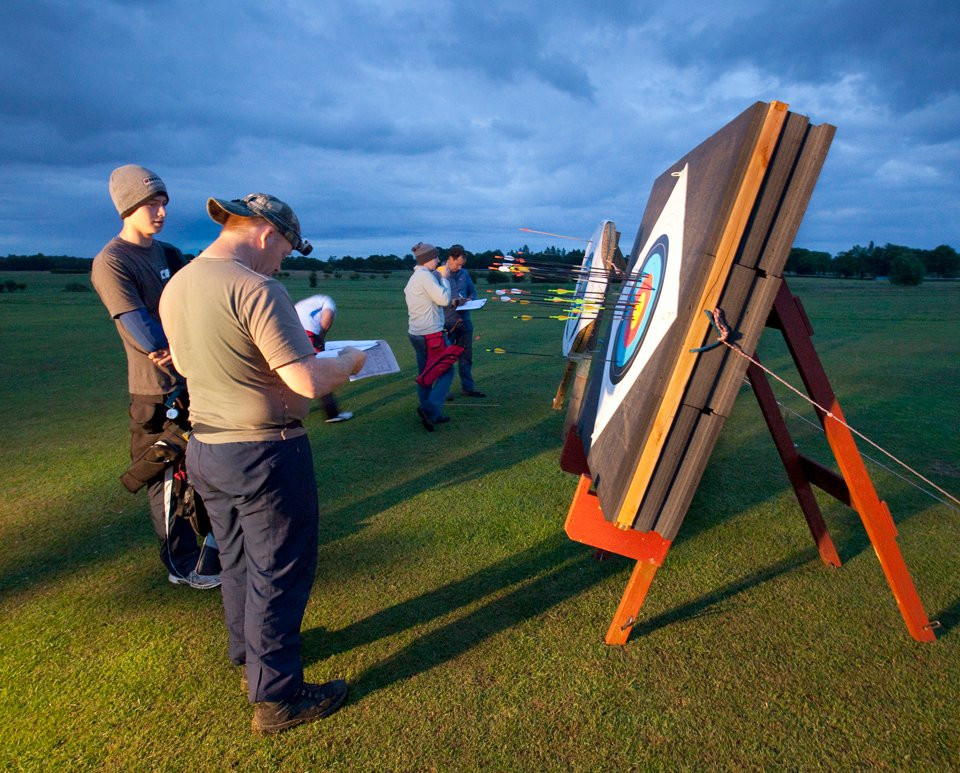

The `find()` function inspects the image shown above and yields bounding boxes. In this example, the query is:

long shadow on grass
[302,533,620,702]
[930,595,960,638]
[303,533,599,665]
[316,413,564,546]
[628,548,819,638]
[0,497,156,602]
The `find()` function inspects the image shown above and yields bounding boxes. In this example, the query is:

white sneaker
[168,570,221,590]
[325,411,354,423]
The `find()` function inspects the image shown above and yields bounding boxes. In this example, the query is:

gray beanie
[109,164,168,218]
[412,242,439,265]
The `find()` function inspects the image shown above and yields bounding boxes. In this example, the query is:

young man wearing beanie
[91,164,221,591]
[404,242,454,430]
[159,193,366,735]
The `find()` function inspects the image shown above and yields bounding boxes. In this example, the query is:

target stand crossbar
[564,281,936,645]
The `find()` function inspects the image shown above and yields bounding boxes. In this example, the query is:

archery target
[562,220,613,358]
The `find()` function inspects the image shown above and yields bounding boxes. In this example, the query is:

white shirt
[294,294,337,334]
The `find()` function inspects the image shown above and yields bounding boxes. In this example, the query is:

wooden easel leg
[747,359,842,567]
[563,357,593,434]
[552,359,577,410]
[605,560,662,645]
[564,474,672,644]
[771,283,936,642]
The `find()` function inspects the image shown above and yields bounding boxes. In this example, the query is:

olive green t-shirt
[159,255,315,443]
[91,237,182,395]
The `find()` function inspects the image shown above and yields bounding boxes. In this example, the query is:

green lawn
[1,271,957,770]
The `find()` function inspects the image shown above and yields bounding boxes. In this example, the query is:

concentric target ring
[609,235,668,384]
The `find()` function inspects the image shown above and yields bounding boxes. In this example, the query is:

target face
[591,164,688,444]
[610,236,667,383]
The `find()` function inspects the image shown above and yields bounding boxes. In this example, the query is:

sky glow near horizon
[1,0,958,260]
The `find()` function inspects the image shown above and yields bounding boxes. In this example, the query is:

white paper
[455,298,487,311]
[315,340,400,381]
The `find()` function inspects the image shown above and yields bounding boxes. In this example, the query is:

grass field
[0,270,958,770]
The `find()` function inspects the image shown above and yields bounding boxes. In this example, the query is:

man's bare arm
[275,346,366,398]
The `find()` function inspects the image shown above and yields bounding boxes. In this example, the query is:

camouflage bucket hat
[207,193,313,255]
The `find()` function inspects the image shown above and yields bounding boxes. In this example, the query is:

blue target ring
[609,235,668,384]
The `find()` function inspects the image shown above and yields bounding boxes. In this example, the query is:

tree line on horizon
[2,242,957,286]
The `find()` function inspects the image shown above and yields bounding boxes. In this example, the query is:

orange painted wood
[605,561,661,645]
[772,284,936,642]
[564,474,670,645]
[565,474,671,563]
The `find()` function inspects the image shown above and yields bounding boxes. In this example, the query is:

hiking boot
[251,680,348,736]
[168,570,221,590]
[325,411,354,423]
[462,389,486,398]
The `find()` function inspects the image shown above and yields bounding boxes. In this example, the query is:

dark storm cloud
[0,0,958,257]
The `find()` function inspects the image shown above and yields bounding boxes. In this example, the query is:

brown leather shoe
[252,680,348,735]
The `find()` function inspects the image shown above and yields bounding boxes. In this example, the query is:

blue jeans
[186,435,318,703]
[409,333,454,422]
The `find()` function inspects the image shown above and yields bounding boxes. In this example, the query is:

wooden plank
[646,410,726,540]
[747,358,842,567]
[632,404,701,533]
[757,123,836,276]
[564,474,671,561]
[773,286,936,641]
[605,561,663,645]
[703,268,782,415]
[736,112,809,269]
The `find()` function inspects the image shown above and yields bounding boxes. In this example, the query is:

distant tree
[787,247,832,275]
[923,244,960,278]
[832,244,874,278]
[308,270,317,288]
[889,253,925,285]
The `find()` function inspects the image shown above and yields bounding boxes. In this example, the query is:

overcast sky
[2,0,958,260]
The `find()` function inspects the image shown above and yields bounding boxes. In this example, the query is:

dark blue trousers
[186,434,318,703]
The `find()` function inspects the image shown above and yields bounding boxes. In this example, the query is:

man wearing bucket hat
[91,164,221,591]
[159,193,365,735]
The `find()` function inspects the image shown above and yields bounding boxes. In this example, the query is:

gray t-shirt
[159,255,315,443]
[91,237,182,395]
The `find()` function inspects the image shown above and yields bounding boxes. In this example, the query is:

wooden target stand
[563,281,937,644]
